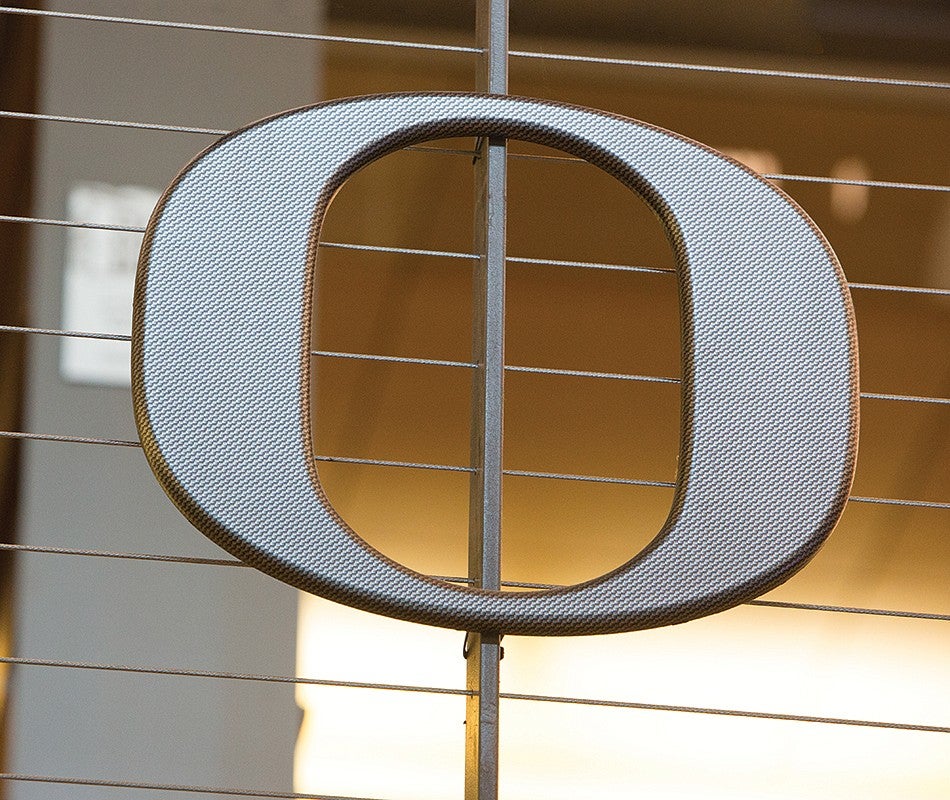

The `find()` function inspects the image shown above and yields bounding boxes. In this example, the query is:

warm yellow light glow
[830,157,871,222]
[499,608,950,798]
[719,148,782,181]
[294,594,465,799]
[296,595,950,797]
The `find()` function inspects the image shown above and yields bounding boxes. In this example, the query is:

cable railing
[1,5,948,798]
[2,5,949,91]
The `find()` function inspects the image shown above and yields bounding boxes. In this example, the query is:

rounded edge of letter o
[132,93,859,636]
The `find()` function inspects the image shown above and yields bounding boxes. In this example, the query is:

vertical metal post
[466,1,507,799]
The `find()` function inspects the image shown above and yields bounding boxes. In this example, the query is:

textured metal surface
[467,8,506,795]
[133,92,859,636]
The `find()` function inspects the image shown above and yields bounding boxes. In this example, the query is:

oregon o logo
[132,93,859,636]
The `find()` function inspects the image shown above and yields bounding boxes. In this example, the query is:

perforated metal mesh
[133,93,858,635]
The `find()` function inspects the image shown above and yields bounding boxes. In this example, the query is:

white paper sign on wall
[60,181,159,387]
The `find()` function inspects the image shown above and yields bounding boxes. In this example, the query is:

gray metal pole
[465,1,507,799]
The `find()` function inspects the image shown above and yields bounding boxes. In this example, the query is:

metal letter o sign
[133,93,859,636]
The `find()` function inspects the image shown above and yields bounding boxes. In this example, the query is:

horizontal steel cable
[3,109,950,193]
[0,323,133,341]
[504,468,673,489]
[0,215,482,262]
[0,111,489,159]
[4,213,950,299]
[743,599,950,621]
[4,700,949,792]
[0,429,141,447]
[10,208,950,300]
[0,773,383,800]
[508,49,950,91]
[0,430,947,510]
[0,658,947,734]
[3,544,948,621]
[1,6,948,90]
[438,574,950,621]
[0,6,478,54]
[845,281,950,296]
[314,349,473,369]
[847,494,950,509]
[0,542,246,568]
[5,539,950,627]
[0,656,469,696]
[860,391,950,405]
[315,454,473,473]
[507,254,668,275]
[315,349,682,388]
[0,212,147,233]
[504,364,679,386]
[318,240,476,260]
[3,324,948,407]
[0,108,229,136]
[498,691,950,733]
[507,148,950,192]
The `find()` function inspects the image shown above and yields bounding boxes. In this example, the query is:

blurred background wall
[4,2,322,798]
[0,7,39,795]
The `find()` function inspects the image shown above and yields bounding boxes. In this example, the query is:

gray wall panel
[10,2,322,795]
